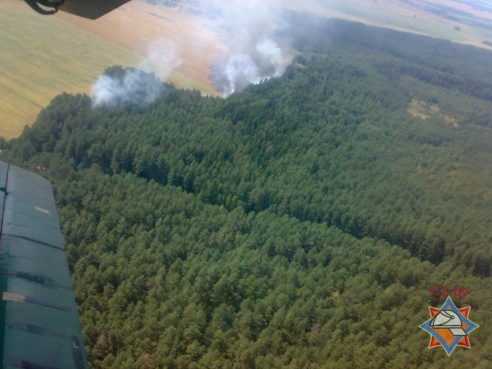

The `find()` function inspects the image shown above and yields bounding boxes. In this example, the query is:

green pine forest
[2,14,492,369]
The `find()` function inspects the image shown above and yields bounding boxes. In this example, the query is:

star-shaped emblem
[419,296,479,356]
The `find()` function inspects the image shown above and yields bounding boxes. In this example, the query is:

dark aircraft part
[0,163,87,369]
[24,0,64,15]
[60,0,131,19]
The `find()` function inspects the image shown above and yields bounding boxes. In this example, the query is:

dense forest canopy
[2,15,492,369]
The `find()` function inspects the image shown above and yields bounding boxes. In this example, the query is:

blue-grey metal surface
[0,163,87,369]
[0,163,7,191]
[2,165,64,249]
[0,162,8,234]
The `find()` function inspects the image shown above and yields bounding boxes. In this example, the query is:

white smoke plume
[91,0,291,105]
[91,39,181,108]
[206,0,290,96]
[210,38,286,96]
[137,38,183,80]
[91,69,162,108]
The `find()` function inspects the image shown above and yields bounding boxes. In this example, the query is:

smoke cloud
[91,69,162,108]
[206,0,290,96]
[91,39,181,108]
[90,0,292,106]
[210,38,286,96]
[136,38,183,81]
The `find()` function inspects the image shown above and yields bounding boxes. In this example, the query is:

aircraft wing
[60,0,131,19]
[0,162,87,369]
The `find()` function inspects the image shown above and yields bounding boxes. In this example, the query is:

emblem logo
[419,296,479,356]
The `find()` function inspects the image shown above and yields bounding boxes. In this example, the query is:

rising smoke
[91,69,163,108]
[210,38,286,96]
[90,0,290,106]
[91,39,181,108]
[207,0,289,96]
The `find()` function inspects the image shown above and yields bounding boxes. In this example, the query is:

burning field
[57,1,223,94]
[89,0,293,107]
[0,0,292,136]
[2,0,492,138]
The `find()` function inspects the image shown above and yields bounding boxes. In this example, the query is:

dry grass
[407,99,459,128]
